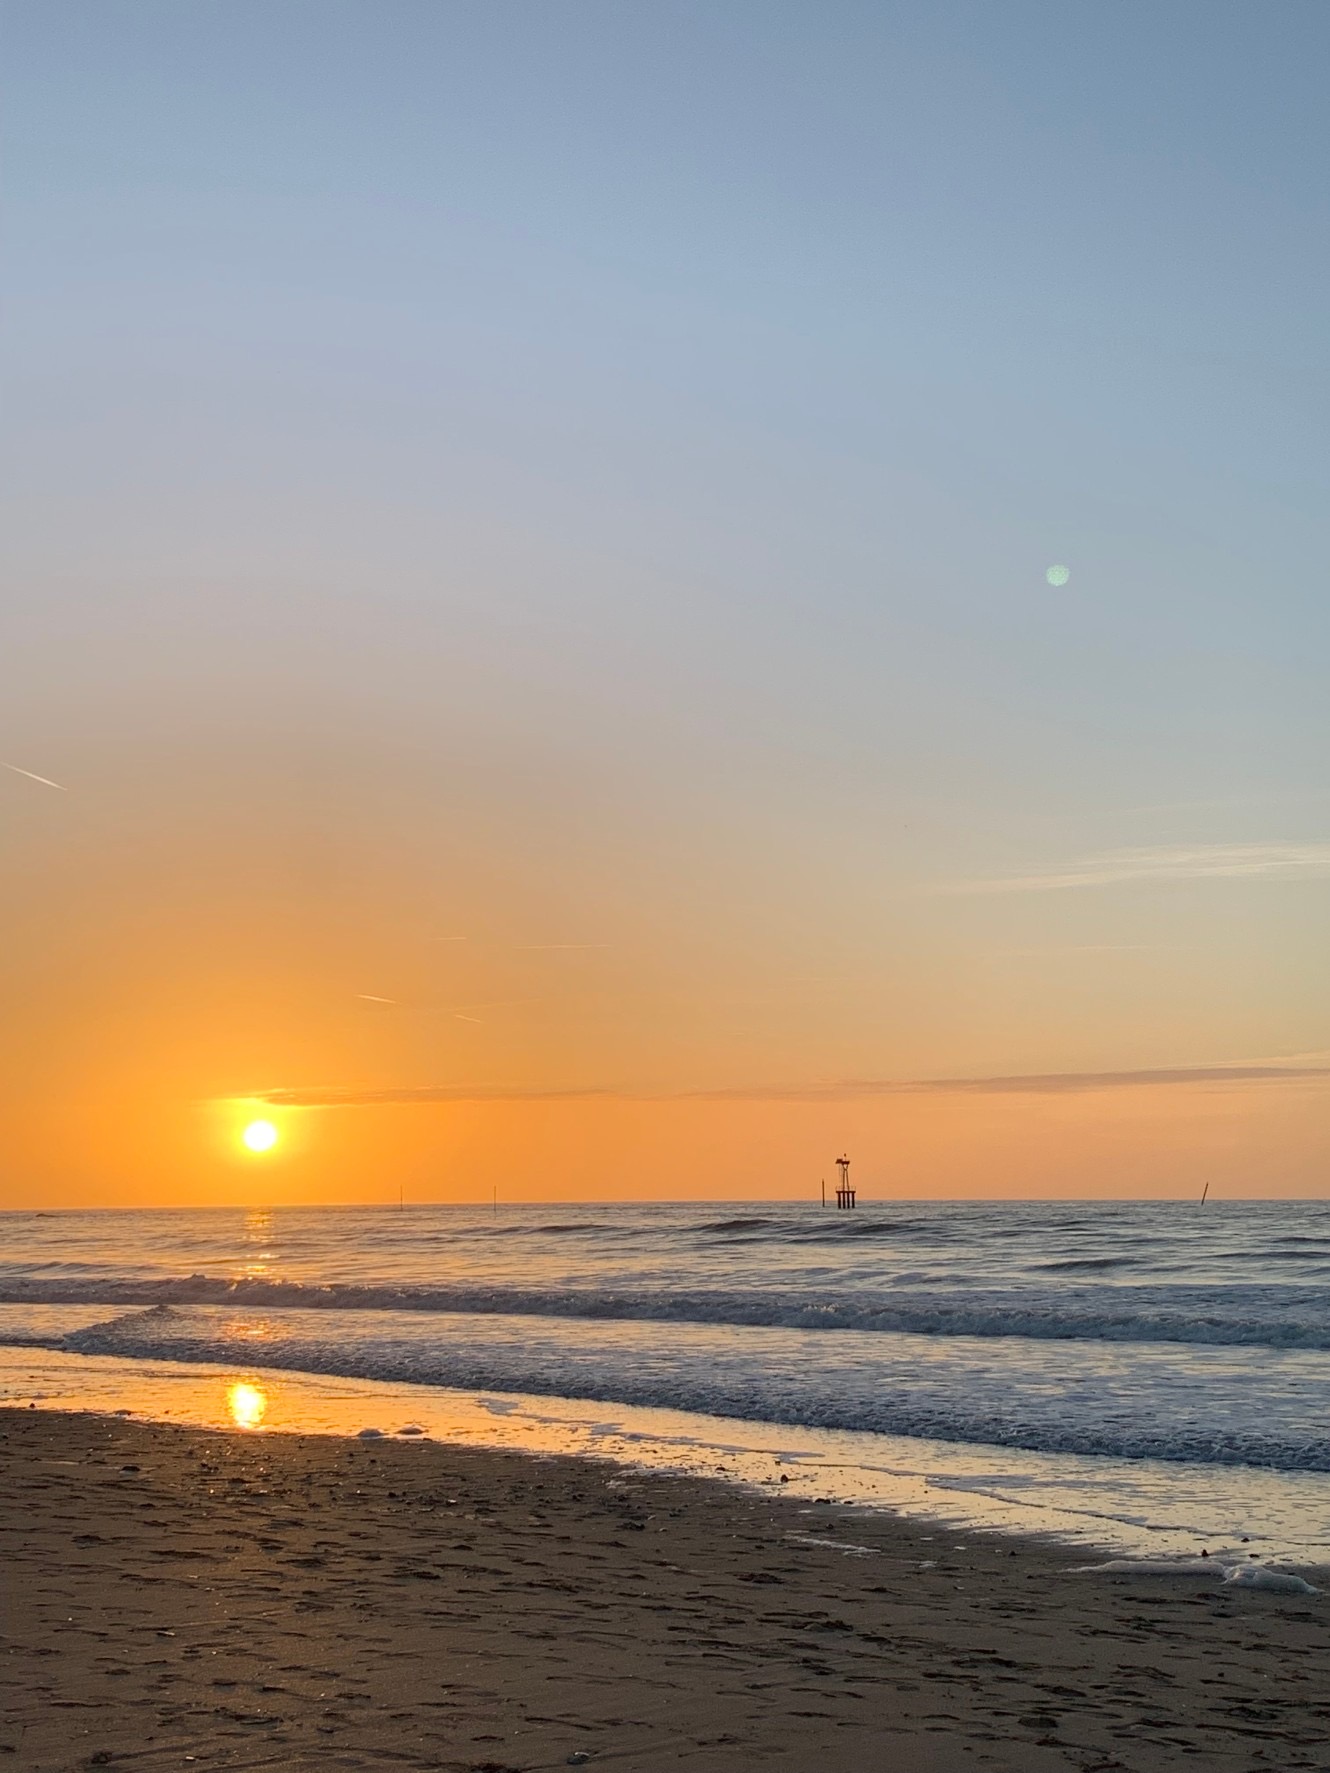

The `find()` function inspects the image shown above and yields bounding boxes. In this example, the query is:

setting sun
[241,1119,279,1154]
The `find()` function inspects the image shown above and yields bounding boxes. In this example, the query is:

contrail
[2,761,67,791]
[356,994,397,1004]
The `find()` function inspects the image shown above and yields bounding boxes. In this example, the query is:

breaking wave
[21,1301,1330,1474]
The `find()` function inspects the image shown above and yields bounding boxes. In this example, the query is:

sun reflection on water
[227,1380,268,1430]
[238,1208,275,1279]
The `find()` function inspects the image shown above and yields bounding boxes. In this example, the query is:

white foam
[1077,1557,1221,1577]
[1080,1555,1321,1596]
[1221,1563,1319,1595]
[786,1532,875,1556]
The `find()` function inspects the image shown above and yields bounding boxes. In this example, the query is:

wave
[1,1275,1329,1349]
[1033,1257,1136,1272]
[46,1304,1330,1475]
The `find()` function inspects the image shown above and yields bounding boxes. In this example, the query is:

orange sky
[1,722,1325,1207]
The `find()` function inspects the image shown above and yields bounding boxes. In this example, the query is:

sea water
[2,1200,1329,1557]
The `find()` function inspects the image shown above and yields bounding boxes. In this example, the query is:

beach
[8,3,1328,1761]
[3,1407,1327,1773]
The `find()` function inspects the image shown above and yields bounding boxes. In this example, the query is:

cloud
[945,842,1330,895]
[894,1064,1330,1095]
[251,1061,1330,1109]
[258,1084,620,1107]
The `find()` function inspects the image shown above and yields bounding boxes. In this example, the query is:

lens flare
[1046,563,1071,587]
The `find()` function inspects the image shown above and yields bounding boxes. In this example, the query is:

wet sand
[2,1408,1327,1772]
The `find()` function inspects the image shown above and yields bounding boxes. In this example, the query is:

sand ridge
[1,1408,1327,1771]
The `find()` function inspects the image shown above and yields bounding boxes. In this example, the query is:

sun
[241,1119,280,1154]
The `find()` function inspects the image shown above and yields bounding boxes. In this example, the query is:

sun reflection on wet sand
[227,1380,268,1430]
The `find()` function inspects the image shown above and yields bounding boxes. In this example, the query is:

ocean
[4,1199,1330,1556]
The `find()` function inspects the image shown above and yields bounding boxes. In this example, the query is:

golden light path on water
[4,1345,1330,1567]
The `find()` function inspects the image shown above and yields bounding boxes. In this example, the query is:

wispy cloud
[996,944,1178,957]
[252,1061,1330,1109]
[892,1064,1330,1095]
[945,842,1330,895]
[258,1084,619,1106]
[2,761,67,791]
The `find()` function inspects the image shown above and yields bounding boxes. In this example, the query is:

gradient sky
[3,0,1327,1205]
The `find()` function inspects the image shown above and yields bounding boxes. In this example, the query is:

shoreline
[3,1406,1329,1771]
[7,1342,1330,1564]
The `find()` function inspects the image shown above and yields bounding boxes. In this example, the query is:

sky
[2,0,1327,1205]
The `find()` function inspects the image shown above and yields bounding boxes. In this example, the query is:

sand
[2,1408,1327,1772]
